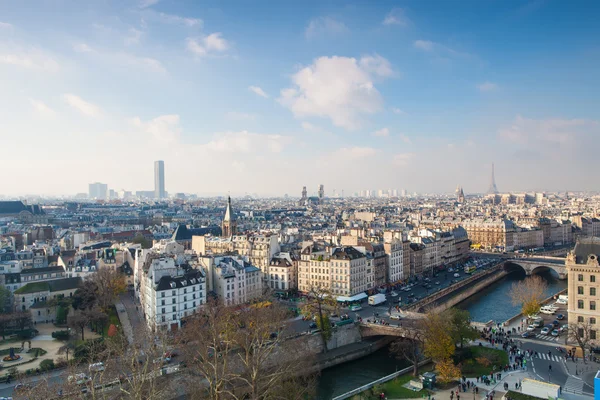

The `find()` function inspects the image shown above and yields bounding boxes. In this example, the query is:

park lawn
[351,366,434,399]
[102,306,121,337]
[460,346,508,377]
[505,391,544,400]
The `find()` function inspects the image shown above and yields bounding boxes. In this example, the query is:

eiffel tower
[487,163,499,194]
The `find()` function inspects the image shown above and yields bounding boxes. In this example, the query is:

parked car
[551,329,560,337]
[521,331,535,338]
[526,324,537,332]
[454,273,460,278]
[89,362,105,372]
[560,324,569,333]
[540,327,550,335]
[557,314,564,320]
[309,322,317,329]
[390,315,401,320]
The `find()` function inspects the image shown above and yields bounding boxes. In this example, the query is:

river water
[316,268,567,398]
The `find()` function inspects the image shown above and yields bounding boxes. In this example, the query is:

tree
[92,266,127,311]
[132,234,152,249]
[0,284,11,313]
[422,312,455,363]
[509,275,547,320]
[448,308,479,349]
[300,285,338,353]
[13,311,32,333]
[568,322,594,363]
[389,320,425,377]
[436,358,461,384]
[83,307,109,336]
[230,300,316,400]
[180,298,238,400]
[72,279,99,311]
[68,313,89,340]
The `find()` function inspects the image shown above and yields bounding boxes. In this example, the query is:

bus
[464,265,476,274]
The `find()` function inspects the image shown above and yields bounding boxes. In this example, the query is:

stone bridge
[360,320,494,338]
[504,256,567,279]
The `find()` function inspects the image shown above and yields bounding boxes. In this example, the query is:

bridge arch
[503,260,566,280]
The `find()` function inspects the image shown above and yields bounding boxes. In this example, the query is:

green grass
[102,306,121,336]
[460,346,509,377]
[351,366,434,399]
[14,282,49,294]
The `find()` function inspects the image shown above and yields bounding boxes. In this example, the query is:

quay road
[286,255,504,334]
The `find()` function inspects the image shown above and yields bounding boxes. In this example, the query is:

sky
[1,0,599,197]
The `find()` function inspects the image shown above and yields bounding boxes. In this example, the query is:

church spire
[222,196,236,237]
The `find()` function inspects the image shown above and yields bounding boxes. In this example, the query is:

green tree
[132,234,152,249]
[448,308,479,349]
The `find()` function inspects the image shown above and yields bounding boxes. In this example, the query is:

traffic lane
[518,341,570,386]
[0,370,66,398]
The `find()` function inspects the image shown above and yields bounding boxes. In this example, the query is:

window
[578,328,584,337]
[173,314,176,321]
[591,301,596,311]
[591,317,597,325]
[578,274,584,282]
[592,288,597,296]
[592,330,597,340]
[578,286,584,295]
[161,292,165,297]
[172,290,176,296]
[578,300,584,309]
[578,316,584,323]
[592,275,597,283]
[161,308,165,314]
[161,300,165,306]
[184,288,187,294]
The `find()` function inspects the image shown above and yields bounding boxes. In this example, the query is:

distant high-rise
[88,182,108,200]
[318,184,324,201]
[487,163,498,194]
[154,160,165,200]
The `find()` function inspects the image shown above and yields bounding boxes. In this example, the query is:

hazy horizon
[1,0,599,196]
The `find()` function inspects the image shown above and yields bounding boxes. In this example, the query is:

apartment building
[384,240,403,283]
[462,219,515,250]
[566,237,600,344]
[297,245,368,299]
[199,255,262,305]
[268,252,297,293]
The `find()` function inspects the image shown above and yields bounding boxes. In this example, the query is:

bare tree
[92,266,127,311]
[569,322,594,363]
[180,298,237,400]
[390,320,425,377]
[300,285,338,353]
[509,275,547,320]
[68,312,89,340]
[229,301,316,400]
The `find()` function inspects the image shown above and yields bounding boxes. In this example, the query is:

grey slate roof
[574,237,600,264]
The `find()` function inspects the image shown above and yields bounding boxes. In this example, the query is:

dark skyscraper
[154,160,165,200]
[487,163,498,194]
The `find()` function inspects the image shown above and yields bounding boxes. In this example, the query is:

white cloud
[477,82,498,92]
[498,115,597,146]
[63,94,102,117]
[226,111,257,121]
[393,152,415,166]
[279,55,393,130]
[305,17,348,39]
[29,98,56,118]
[186,33,230,57]
[125,28,143,46]
[392,107,406,115]
[139,0,160,8]
[372,128,390,137]
[399,134,412,144]
[73,43,93,53]
[248,86,269,98]
[414,40,434,51]
[152,12,202,27]
[132,114,181,143]
[331,146,378,160]
[0,49,59,72]
[0,22,13,29]
[383,8,410,26]
[201,131,288,154]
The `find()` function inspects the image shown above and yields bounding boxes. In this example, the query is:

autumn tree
[568,322,594,363]
[422,311,455,363]
[301,285,338,353]
[436,358,461,384]
[93,266,127,311]
[448,308,479,349]
[390,320,425,377]
[509,275,547,319]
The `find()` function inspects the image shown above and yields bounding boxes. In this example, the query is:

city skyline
[1,1,599,196]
